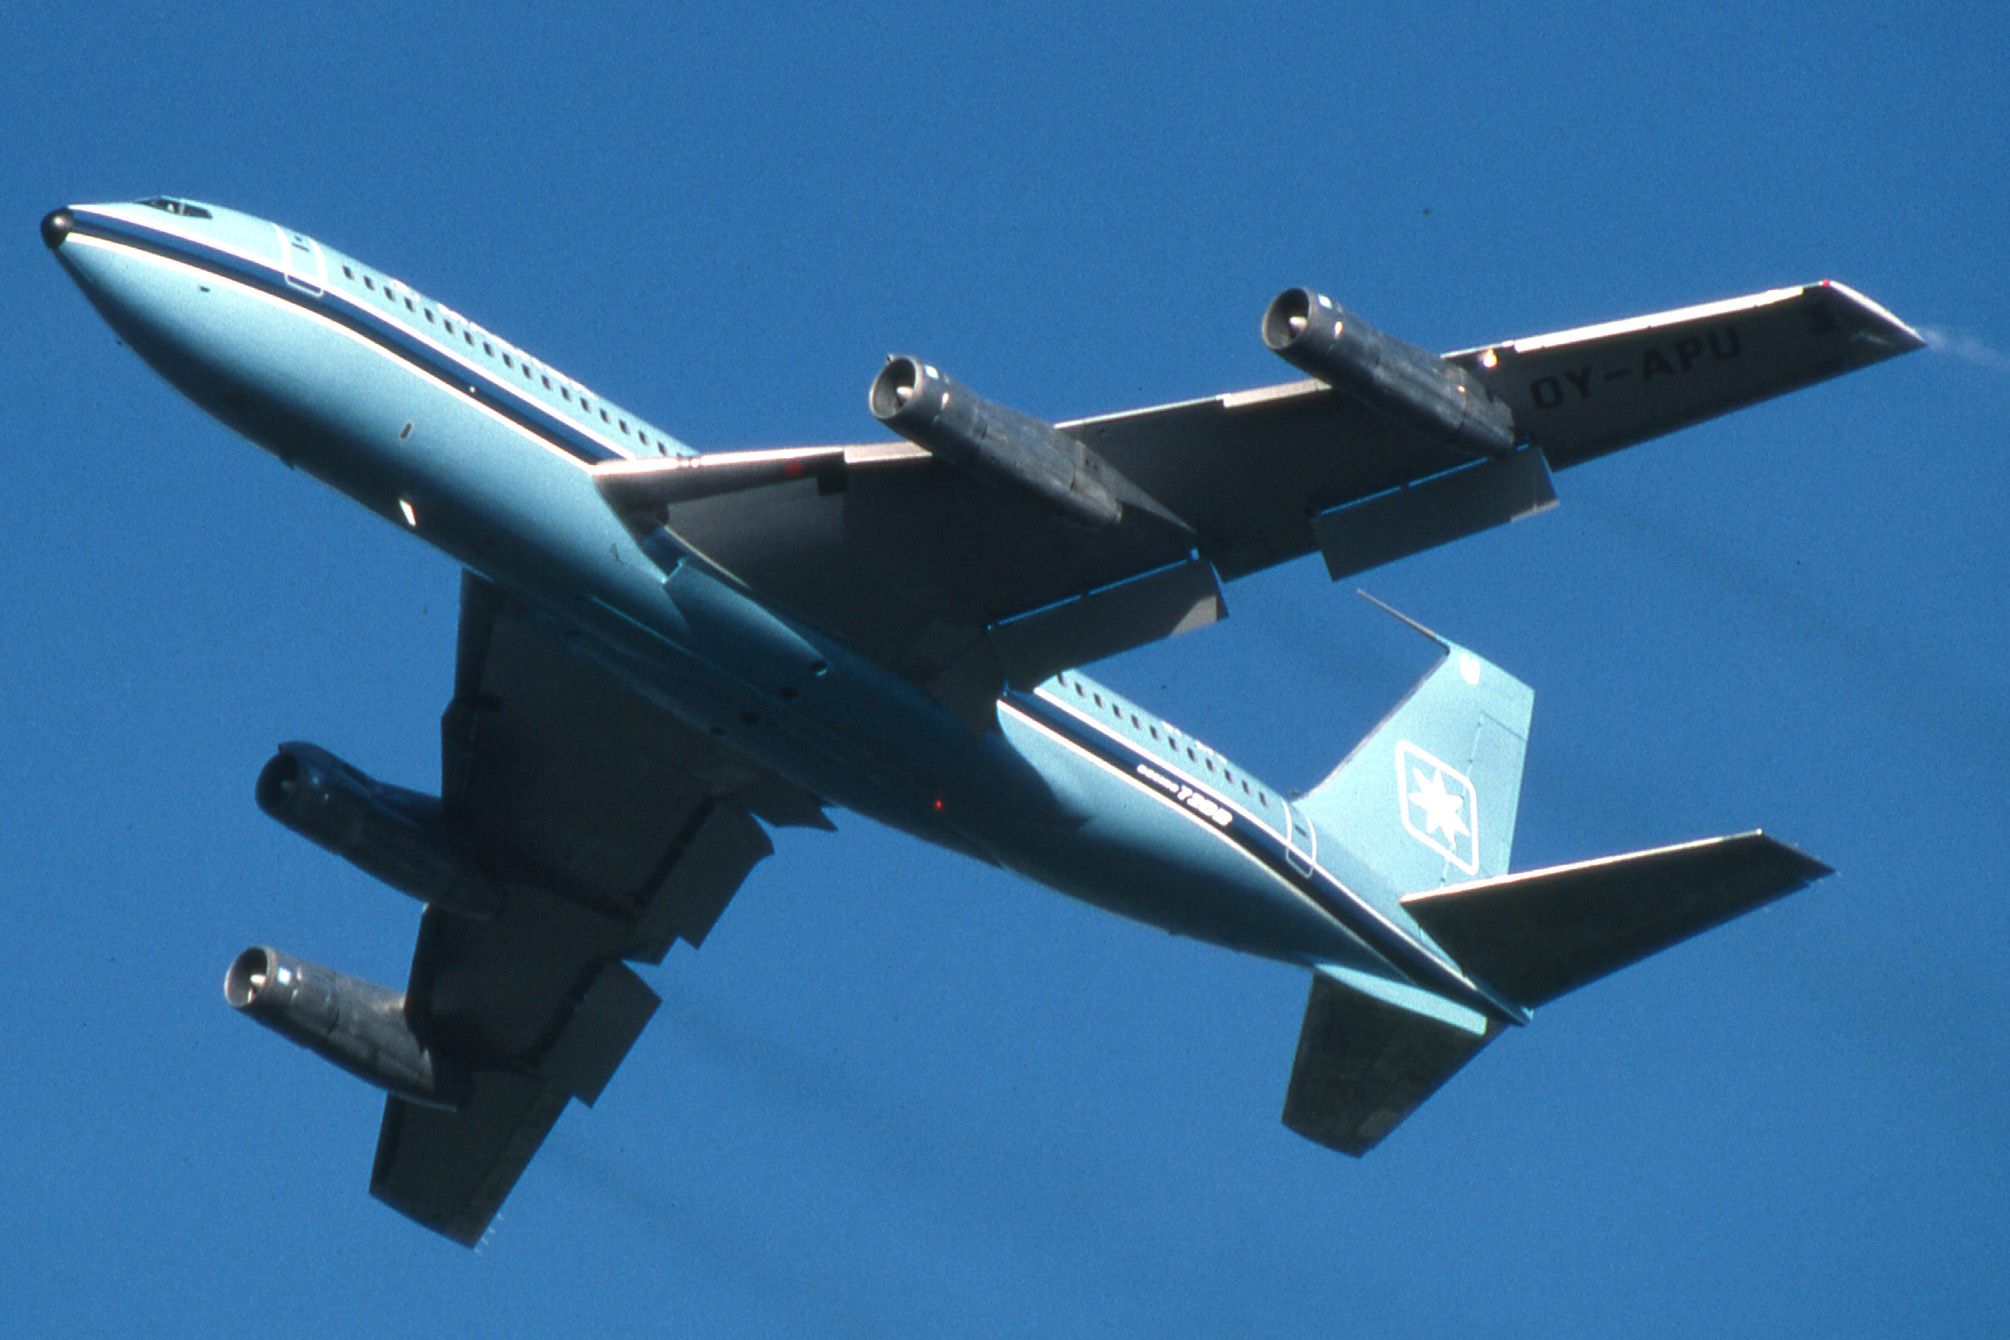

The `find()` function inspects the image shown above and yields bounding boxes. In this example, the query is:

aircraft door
[275,224,326,297]
[1283,802,1317,878]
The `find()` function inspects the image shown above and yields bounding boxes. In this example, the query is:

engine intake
[1263,288,1516,458]
[257,744,501,919]
[225,946,460,1107]
[870,356,1122,529]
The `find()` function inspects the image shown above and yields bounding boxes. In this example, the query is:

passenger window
[541,374,553,389]
[425,309,436,323]
[502,353,514,369]
[404,296,415,311]
[342,265,354,280]
[482,342,494,356]
[363,275,375,290]
[561,387,572,402]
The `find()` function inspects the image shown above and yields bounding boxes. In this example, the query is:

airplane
[41,197,1921,1246]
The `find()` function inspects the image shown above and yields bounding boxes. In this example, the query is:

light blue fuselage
[50,199,1504,1020]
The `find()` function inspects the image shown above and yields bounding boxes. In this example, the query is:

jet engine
[869,356,1123,529]
[1262,288,1516,458]
[225,946,459,1107]
[256,743,501,919]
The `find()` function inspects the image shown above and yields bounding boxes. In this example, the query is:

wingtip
[1816,279,1928,353]
[1744,828,1836,882]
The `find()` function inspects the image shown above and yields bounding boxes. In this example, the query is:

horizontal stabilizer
[1282,966,1500,1156]
[1401,831,1830,1008]
[1450,281,1923,468]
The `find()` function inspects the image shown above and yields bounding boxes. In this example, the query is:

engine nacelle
[870,356,1122,529]
[1262,288,1516,458]
[225,946,460,1107]
[256,743,501,919]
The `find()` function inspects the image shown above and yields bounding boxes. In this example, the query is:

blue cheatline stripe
[1007,687,1523,1022]
[64,211,639,468]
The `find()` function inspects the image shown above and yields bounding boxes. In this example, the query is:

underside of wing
[370,896,665,1244]
[276,573,804,1247]
[607,398,1473,718]
[444,571,824,948]
[372,1061,571,1246]
[1447,279,1923,467]
[603,282,1914,722]
[613,445,1230,720]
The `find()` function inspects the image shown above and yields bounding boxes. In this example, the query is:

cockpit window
[136,197,213,220]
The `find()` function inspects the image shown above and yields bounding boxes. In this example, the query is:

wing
[612,282,1917,719]
[368,574,820,1245]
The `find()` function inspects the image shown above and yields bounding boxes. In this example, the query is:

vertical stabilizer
[1297,598,1533,892]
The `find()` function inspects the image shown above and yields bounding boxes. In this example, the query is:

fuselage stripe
[999,698,1366,946]
[1005,689,1511,1018]
[64,212,642,471]
[62,231,609,484]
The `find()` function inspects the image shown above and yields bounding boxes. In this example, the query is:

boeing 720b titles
[42,199,1921,1245]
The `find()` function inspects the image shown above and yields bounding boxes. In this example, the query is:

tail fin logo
[1395,741,1479,875]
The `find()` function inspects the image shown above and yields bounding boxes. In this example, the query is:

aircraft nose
[41,207,73,250]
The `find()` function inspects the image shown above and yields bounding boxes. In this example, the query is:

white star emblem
[1407,764,1470,845]
[1394,741,1480,874]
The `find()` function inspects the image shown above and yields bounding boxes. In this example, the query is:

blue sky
[6,4,2007,1334]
